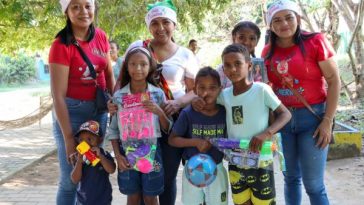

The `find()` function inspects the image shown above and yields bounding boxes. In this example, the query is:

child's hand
[107,100,118,115]
[191,97,206,112]
[195,139,212,153]
[77,153,83,160]
[143,100,163,116]
[73,153,83,166]
[163,100,181,116]
[91,147,101,157]
[115,155,130,171]
[249,132,270,153]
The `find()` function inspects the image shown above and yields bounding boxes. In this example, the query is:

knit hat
[266,0,301,25]
[145,0,177,28]
[74,120,101,138]
[59,0,95,13]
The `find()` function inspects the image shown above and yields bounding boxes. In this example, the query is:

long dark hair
[232,21,261,58]
[119,48,158,89]
[265,25,318,59]
[55,18,95,45]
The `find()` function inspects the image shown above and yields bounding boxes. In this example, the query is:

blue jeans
[118,144,164,196]
[281,103,329,205]
[53,97,108,205]
[158,133,183,205]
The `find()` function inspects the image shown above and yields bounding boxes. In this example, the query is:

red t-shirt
[262,33,335,107]
[49,28,110,100]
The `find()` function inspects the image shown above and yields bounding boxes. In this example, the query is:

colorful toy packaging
[209,133,285,171]
[118,92,159,173]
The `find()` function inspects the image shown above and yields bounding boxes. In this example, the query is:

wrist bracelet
[323,116,333,123]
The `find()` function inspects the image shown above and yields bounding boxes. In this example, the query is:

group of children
[71,19,292,205]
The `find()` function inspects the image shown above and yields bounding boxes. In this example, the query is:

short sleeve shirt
[76,148,114,205]
[172,105,226,163]
[125,40,199,99]
[106,83,172,141]
[262,33,335,107]
[217,82,281,140]
[49,28,110,100]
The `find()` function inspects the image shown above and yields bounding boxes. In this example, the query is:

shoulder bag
[73,40,110,113]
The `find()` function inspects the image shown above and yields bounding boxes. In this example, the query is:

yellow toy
[76,141,100,166]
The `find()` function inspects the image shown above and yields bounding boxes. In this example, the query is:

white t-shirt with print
[217,82,281,140]
[162,46,198,99]
[125,40,198,99]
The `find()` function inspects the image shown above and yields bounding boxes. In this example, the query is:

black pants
[158,132,183,205]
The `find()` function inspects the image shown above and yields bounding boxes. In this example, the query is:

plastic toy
[76,141,100,166]
[209,138,276,154]
[125,141,157,173]
[209,133,285,170]
[185,154,217,188]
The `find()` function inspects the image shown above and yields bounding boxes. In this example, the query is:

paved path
[0,123,362,204]
[0,123,55,183]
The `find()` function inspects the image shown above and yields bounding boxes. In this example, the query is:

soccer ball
[185,154,217,188]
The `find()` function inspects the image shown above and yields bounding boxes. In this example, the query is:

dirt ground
[2,150,364,204]
[1,150,119,187]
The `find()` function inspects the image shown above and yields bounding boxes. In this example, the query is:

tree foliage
[0,0,63,54]
[0,0,231,54]
[0,0,363,101]
[0,53,36,84]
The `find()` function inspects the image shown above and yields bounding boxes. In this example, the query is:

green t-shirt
[218,82,281,140]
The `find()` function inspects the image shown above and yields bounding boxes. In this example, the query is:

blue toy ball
[185,154,217,188]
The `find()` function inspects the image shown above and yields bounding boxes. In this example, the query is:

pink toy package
[119,92,155,141]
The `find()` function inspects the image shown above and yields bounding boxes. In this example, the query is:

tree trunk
[354,35,364,100]
[332,0,364,102]
[326,2,341,50]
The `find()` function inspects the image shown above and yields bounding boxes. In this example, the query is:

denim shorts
[117,144,164,196]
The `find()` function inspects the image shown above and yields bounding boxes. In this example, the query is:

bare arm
[92,147,116,174]
[178,76,197,107]
[99,154,116,174]
[319,57,340,122]
[314,57,341,148]
[168,132,211,153]
[185,77,195,92]
[164,90,197,116]
[111,139,130,171]
[268,104,292,137]
[105,53,115,93]
[250,104,291,152]
[49,63,76,164]
[143,100,171,132]
[70,154,83,184]
[157,108,171,132]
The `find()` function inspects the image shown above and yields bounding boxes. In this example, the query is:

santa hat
[266,0,301,25]
[145,0,177,28]
[59,0,95,13]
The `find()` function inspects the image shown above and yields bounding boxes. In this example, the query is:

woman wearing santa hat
[262,1,340,204]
